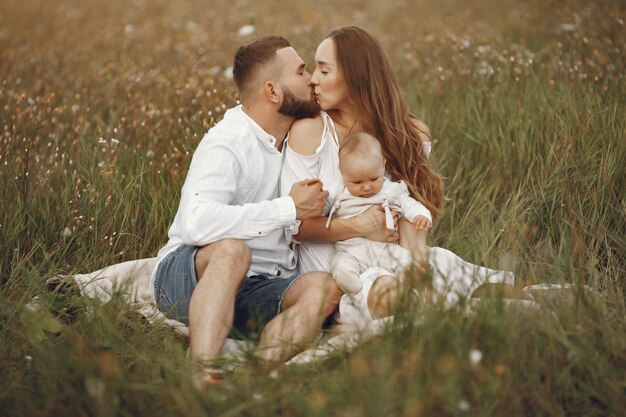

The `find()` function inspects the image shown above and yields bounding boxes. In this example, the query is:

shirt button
[258,231,262,235]
[276,270,281,276]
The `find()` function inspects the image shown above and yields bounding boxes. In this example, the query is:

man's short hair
[233,35,291,99]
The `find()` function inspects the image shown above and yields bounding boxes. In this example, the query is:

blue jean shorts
[153,244,301,340]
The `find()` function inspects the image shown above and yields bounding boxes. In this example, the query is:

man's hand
[289,179,328,220]
[352,205,399,242]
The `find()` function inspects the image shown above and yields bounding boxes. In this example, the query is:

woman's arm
[411,118,432,143]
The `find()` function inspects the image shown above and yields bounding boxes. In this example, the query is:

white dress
[281,112,514,325]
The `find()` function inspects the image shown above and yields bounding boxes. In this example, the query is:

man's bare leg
[189,239,251,388]
[254,272,341,364]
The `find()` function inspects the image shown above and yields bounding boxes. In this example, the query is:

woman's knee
[367,275,401,316]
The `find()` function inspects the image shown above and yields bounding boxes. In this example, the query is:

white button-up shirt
[151,105,298,293]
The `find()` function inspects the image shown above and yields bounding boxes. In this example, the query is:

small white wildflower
[98,137,106,144]
[98,161,105,168]
[124,24,134,34]
[560,23,575,32]
[85,376,106,399]
[458,399,470,411]
[62,227,72,238]
[185,21,201,33]
[110,138,119,145]
[223,66,234,80]
[252,392,264,401]
[145,150,155,158]
[469,349,483,365]
[238,25,255,37]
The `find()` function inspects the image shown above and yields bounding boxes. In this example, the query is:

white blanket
[69,258,379,363]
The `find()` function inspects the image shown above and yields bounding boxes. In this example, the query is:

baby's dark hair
[338,132,385,170]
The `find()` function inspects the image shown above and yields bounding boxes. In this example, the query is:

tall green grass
[1,0,624,415]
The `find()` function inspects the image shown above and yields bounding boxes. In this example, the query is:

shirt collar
[234,105,279,150]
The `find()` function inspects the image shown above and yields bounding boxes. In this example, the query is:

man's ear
[264,81,280,104]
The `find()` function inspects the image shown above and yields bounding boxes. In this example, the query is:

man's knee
[195,239,251,279]
[286,272,341,317]
[304,273,342,316]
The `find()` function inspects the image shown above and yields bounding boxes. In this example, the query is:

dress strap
[321,112,340,148]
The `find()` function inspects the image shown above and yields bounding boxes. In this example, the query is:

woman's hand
[351,205,399,242]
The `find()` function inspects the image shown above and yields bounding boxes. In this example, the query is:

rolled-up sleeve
[178,142,296,246]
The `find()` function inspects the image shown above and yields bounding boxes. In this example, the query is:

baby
[326,132,432,294]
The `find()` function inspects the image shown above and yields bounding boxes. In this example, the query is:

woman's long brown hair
[327,26,444,219]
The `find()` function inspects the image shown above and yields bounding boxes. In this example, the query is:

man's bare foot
[192,367,225,390]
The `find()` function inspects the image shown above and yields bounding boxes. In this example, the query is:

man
[150,36,341,388]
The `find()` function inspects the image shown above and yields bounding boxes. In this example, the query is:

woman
[280,26,529,326]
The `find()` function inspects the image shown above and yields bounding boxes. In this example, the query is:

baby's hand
[412,215,431,230]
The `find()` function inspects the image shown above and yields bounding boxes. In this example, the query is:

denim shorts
[153,244,301,340]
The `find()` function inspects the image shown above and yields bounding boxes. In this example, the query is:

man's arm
[178,142,295,246]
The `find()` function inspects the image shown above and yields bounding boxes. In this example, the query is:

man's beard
[278,87,321,119]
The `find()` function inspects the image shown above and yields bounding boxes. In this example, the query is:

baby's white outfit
[326,178,431,294]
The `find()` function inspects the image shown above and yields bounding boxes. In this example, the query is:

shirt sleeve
[396,181,432,224]
[177,141,296,246]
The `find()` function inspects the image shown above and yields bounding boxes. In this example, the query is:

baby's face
[341,155,385,198]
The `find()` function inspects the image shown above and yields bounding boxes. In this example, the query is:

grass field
[1,0,625,415]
